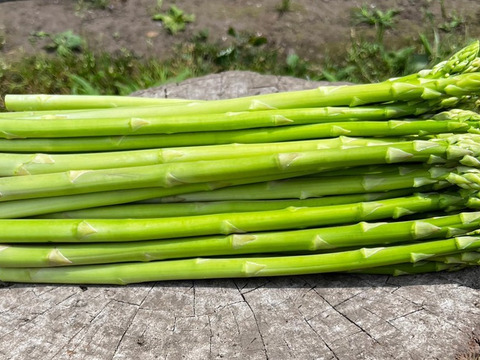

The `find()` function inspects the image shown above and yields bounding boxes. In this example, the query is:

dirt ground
[1,0,480,62]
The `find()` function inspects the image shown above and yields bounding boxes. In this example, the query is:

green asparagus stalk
[4,94,197,111]
[35,187,435,219]
[359,248,480,275]
[0,169,327,218]
[350,261,465,276]
[2,210,480,267]
[308,164,432,176]
[154,165,449,203]
[0,118,469,154]
[3,136,476,201]
[3,187,417,219]
[12,70,480,124]
[0,127,408,154]
[428,252,480,265]
[0,104,434,139]
[2,234,480,284]
[0,137,397,176]
[0,192,466,243]
[40,197,425,219]
[202,119,473,143]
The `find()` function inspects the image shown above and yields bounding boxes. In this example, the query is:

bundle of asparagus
[2,42,480,284]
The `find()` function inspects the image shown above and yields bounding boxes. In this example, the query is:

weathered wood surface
[2,71,480,359]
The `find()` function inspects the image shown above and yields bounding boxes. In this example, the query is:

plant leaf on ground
[30,30,85,56]
[351,4,400,43]
[152,4,195,34]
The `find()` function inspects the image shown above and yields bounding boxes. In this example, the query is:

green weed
[277,0,292,16]
[319,2,474,83]
[152,4,195,34]
[30,30,85,56]
[352,4,400,43]
[336,4,410,82]
[437,0,465,33]
[417,0,469,64]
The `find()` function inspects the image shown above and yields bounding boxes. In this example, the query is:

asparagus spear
[4,94,197,111]
[359,248,480,275]
[0,137,397,176]
[350,261,466,276]
[430,251,480,265]
[2,136,476,201]
[197,119,472,144]
[155,165,448,203]
[0,118,470,154]
[0,169,327,218]
[0,104,433,138]
[35,187,435,219]
[1,210,478,267]
[3,188,417,219]
[4,70,480,138]
[3,64,478,126]
[0,192,466,243]
[2,234,479,284]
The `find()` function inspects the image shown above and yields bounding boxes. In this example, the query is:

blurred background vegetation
[0,0,479,109]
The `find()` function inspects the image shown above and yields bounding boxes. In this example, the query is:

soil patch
[1,0,480,62]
